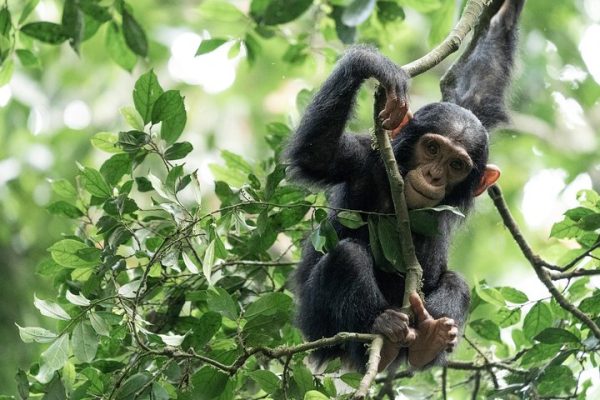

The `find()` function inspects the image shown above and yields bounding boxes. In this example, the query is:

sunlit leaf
[71,322,98,363]
[41,334,69,372]
[122,9,147,57]
[16,324,58,343]
[34,295,71,320]
[21,22,69,44]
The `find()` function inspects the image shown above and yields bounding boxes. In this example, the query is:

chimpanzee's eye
[450,159,465,171]
[426,142,439,155]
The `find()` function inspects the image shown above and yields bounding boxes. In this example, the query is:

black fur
[286,0,523,371]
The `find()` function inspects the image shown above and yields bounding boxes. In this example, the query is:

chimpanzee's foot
[373,309,417,371]
[407,316,458,368]
[405,293,459,368]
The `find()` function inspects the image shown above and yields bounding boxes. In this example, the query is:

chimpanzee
[285,0,524,371]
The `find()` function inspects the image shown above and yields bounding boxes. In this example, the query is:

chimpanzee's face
[404,133,473,209]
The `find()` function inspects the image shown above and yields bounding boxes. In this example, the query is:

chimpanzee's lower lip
[411,183,440,201]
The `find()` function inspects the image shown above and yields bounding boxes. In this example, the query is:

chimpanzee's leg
[295,239,391,369]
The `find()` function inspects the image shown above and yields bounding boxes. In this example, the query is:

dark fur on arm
[285,46,408,186]
[441,0,525,130]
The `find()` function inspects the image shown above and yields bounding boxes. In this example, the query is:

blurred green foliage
[0,0,599,398]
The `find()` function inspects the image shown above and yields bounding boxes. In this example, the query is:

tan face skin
[404,133,473,209]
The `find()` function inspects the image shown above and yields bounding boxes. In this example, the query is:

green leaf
[474,282,505,307]
[397,0,441,13]
[16,369,29,400]
[122,9,147,57]
[47,201,84,219]
[192,311,222,347]
[66,290,91,306]
[34,295,71,320]
[115,373,151,400]
[151,90,187,144]
[21,22,69,44]
[196,38,228,55]
[41,334,69,372]
[520,343,561,366]
[340,372,362,388]
[165,142,193,160]
[492,308,521,328]
[16,48,39,68]
[221,150,253,174]
[100,153,131,186]
[248,370,280,394]
[133,70,164,125]
[19,0,40,24]
[565,207,595,221]
[579,213,600,231]
[292,364,314,395]
[534,327,579,344]
[537,365,576,396]
[580,292,600,314]
[80,0,112,22]
[80,165,112,198]
[337,211,365,229]
[0,59,13,86]
[50,179,77,199]
[377,1,405,24]
[0,7,11,37]
[311,219,339,254]
[16,324,58,343]
[203,240,216,284]
[62,0,84,52]
[523,302,553,339]
[428,0,454,46]
[342,0,376,27]
[470,319,501,342]
[245,293,292,320]
[199,0,246,23]
[120,106,145,130]
[191,366,229,400]
[207,288,238,320]
[105,22,137,72]
[499,287,529,304]
[304,391,330,400]
[48,239,100,269]
[91,131,122,153]
[118,130,150,152]
[550,218,580,239]
[377,216,405,273]
[89,311,111,336]
[263,0,313,25]
[71,322,98,363]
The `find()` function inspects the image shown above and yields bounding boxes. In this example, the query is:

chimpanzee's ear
[390,108,413,139]
[473,164,501,196]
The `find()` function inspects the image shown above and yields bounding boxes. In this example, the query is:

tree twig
[354,336,385,399]
[487,184,600,339]
[403,0,491,77]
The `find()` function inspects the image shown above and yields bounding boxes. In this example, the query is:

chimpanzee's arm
[441,0,525,130]
[286,46,409,186]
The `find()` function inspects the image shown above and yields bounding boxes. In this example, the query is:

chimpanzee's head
[393,102,500,210]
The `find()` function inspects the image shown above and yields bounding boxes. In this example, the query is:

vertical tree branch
[373,124,423,314]
[354,336,385,400]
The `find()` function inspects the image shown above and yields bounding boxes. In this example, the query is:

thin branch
[372,123,423,314]
[548,268,600,280]
[561,242,600,271]
[487,185,600,339]
[472,371,481,400]
[464,336,499,388]
[403,0,491,77]
[442,367,448,400]
[354,336,385,399]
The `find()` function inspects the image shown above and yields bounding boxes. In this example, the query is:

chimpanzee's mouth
[410,182,442,202]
